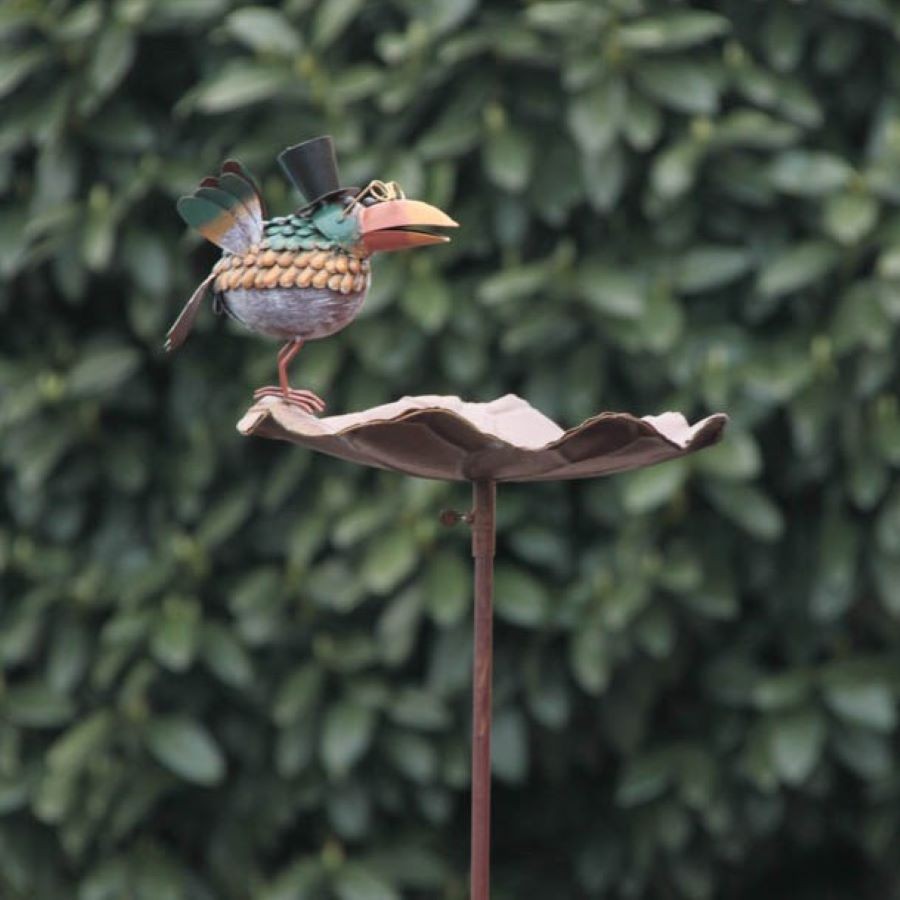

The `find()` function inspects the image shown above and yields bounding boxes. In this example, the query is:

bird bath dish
[238,393,727,482]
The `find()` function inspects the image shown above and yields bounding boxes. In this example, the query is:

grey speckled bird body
[220,283,370,341]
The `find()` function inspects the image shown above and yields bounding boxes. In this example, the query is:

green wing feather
[176,195,250,254]
[222,160,267,218]
[176,161,264,254]
[219,172,263,223]
[194,186,258,246]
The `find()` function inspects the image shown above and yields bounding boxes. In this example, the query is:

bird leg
[253,339,326,415]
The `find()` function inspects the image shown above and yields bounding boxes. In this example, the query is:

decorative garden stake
[172,136,727,900]
[238,395,728,900]
[166,136,457,414]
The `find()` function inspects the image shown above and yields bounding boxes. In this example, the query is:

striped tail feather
[176,159,264,254]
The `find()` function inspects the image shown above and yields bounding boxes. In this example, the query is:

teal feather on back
[262,215,333,252]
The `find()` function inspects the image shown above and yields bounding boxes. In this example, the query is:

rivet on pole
[439,508,474,527]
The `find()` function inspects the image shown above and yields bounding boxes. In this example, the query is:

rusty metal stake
[440,481,496,898]
[470,481,496,899]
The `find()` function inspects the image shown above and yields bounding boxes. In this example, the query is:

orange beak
[359,199,458,253]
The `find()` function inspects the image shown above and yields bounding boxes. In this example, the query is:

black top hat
[278,136,353,209]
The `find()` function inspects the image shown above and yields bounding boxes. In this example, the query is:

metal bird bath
[239,393,727,899]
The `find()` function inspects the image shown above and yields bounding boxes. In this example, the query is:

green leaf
[693,430,761,481]
[752,672,812,711]
[401,270,451,333]
[494,565,548,626]
[577,264,645,318]
[67,345,140,397]
[569,627,610,695]
[382,731,438,783]
[832,727,892,780]
[483,126,534,192]
[424,551,469,626]
[5,682,75,728]
[200,622,254,689]
[87,26,135,101]
[762,6,806,72]
[0,47,47,100]
[361,530,418,595]
[675,246,753,293]
[824,679,896,732]
[768,151,853,196]
[146,717,225,786]
[525,656,571,728]
[873,554,900,617]
[567,79,624,156]
[810,514,859,622]
[183,62,289,113]
[823,191,878,245]
[703,483,784,541]
[273,664,323,726]
[641,285,684,352]
[327,781,371,839]
[712,109,801,149]
[321,702,376,777]
[333,863,399,900]
[875,486,900,555]
[650,139,701,200]
[636,60,722,114]
[768,709,826,785]
[46,620,89,693]
[491,708,529,783]
[616,750,672,806]
[580,142,628,209]
[680,577,738,621]
[225,7,302,55]
[387,688,451,731]
[623,91,663,151]
[150,597,200,672]
[478,261,552,305]
[618,11,729,50]
[757,241,837,298]
[313,0,365,48]
[620,460,687,513]
[146,0,228,27]
[377,587,422,667]
[635,606,675,659]
[47,712,112,772]
[201,502,256,561]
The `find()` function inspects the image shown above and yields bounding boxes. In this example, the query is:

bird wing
[164,272,216,352]
[176,160,264,255]
[219,159,268,219]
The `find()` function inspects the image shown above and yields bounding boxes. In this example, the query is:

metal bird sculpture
[167,136,457,414]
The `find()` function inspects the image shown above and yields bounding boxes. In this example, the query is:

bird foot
[253,386,327,416]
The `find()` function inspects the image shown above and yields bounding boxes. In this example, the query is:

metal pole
[470,480,496,900]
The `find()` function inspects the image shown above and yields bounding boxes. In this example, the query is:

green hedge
[3,0,900,897]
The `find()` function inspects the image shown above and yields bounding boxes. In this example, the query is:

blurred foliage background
[3,0,900,897]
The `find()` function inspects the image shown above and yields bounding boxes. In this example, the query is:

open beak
[359,199,458,253]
